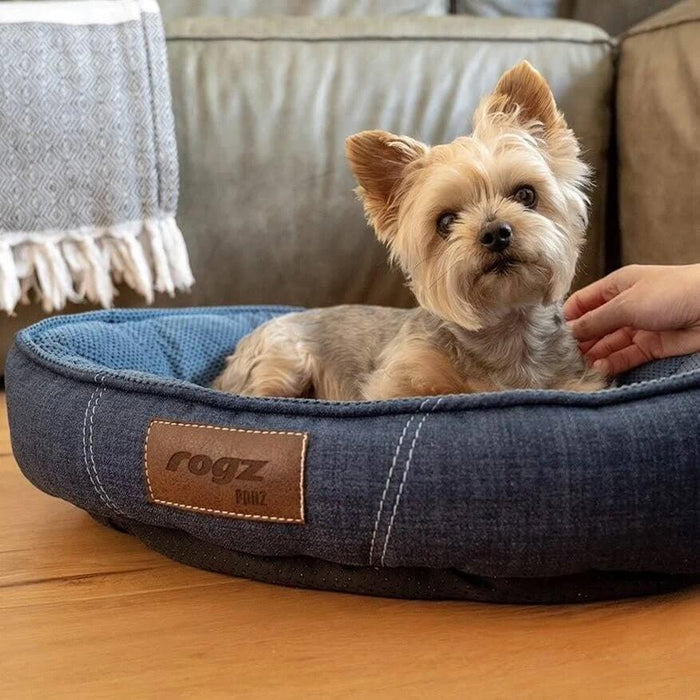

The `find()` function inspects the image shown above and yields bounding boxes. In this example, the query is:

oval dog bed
[6,307,700,604]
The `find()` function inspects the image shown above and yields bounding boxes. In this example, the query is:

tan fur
[214,61,606,400]
[360,343,494,400]
[345,131,428,240]
[489,60,566,132]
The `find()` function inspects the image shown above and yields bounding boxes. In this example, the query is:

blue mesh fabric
[18,307,295,387]
[16,306,699,390]
[621,356,686,385]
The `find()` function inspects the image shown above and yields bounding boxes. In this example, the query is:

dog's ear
[346,130,428,241]
[474,61,567,134]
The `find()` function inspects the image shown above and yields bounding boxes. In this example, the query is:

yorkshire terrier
[214,61,606,400]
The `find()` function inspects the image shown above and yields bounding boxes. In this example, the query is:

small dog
[214,61,605,400]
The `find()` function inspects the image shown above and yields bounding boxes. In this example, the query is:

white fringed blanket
[0,0,193,314]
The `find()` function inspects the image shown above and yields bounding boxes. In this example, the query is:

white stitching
[369,398,431,565]
[143,419,307,523]
[380,397,443,566]
[89,382,125,515]
[298,432,308,522]
[368,416,416,564]
[147,497,303,523]
[146,419,306,437]
[82,384,111,510]
[143,420,157,501]
[82,375,124,515]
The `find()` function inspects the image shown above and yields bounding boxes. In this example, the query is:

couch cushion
[159,0,448,20]
[455,0,678,35]
[455,1,568,19]
[617,0,700,267]
[573,0,677,36]
[166,16,613,309]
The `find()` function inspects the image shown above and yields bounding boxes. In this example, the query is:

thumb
[569,293,634,342]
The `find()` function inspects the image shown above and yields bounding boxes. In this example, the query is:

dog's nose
[480,221,512,253]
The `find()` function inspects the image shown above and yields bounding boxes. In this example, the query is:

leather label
[144,420,307,523]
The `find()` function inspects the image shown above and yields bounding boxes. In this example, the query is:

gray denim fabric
[6,307,700,602]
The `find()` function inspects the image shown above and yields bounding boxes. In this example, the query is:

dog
[213,61,606,400]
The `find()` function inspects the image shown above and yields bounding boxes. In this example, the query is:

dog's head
[346,61,590,330]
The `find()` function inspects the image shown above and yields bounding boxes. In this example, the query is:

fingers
[588,328,700,376]
[592,345,649,376]
[578,339,598,354]
[563,270,627,321]
[577,329,634,359]
[564,265,646,322]
[568,292,633,342]
[563,285,606,322]
[584,327,636,361]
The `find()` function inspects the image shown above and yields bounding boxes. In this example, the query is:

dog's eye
[513,185,537,209]
[436,212,456,238]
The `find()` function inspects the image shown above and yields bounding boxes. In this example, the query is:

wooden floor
[1,393,698,698]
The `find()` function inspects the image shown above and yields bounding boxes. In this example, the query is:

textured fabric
[159,0,449,19]
[93,514,700,603]
[573,0,679,36]
[455,0,679,35]
[0,1,193,314]
[6,307,700,602]
[455,0,572,19]
[617,0,700,267]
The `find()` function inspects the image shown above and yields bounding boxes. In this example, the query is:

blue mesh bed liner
[10,306,700,411]
[5,307,700,603]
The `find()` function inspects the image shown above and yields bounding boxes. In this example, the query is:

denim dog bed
[6,307,700,603]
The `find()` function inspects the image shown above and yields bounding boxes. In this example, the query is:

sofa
[1,0,697,371]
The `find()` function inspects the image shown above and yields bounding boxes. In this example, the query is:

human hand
[564,264,700,376]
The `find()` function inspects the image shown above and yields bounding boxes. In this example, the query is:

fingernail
[592,360,606,373]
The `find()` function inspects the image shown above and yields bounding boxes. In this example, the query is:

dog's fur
[214,61,606,400]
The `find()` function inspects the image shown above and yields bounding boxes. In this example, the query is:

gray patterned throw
[0,0,193,313]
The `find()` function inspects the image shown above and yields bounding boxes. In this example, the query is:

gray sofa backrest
[160,0,449,19]
[159,0,678,33]
[167,15,614,310]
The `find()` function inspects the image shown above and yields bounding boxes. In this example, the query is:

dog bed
[6,306,700,603]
